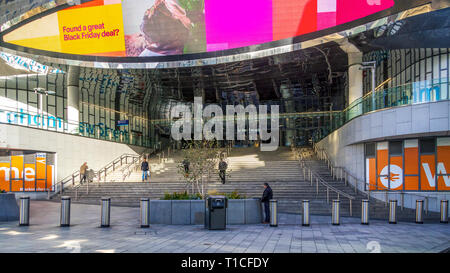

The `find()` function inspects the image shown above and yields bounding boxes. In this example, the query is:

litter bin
[205,196,227,230]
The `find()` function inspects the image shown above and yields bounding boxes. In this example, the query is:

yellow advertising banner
[3,3,125,56]
[57,3,125,56]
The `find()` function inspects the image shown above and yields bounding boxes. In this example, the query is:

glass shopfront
[0,67,153,147]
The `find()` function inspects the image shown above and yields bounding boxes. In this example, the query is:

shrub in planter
[225,190,246,200]
[163,191,202,200]
[207,189,246,199]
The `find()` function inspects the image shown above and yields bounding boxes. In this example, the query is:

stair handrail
[312,145,439,213]
[122,149,154,181]
[122,156,141,181]
[311,146,372,198]
[293,146,355,216]
[51,153,142,197]
[96,153,141,182]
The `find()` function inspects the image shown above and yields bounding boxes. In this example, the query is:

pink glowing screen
[6,0,395,57]
[204,0,395,52]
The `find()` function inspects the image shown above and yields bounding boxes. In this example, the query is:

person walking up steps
[80,162,88,184]
[141,157,150,182]
[182,158,190,177]
[218,156,228,184]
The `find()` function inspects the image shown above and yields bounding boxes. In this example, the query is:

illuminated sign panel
[0,154,54,192]
[365,138,450,191]
[3,0,395,57]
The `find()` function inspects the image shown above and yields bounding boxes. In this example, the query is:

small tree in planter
[177,140,230,199]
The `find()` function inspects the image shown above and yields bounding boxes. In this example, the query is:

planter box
[0,193,19,222]
[149,200,172,224]
[150,199,262,225]
[171,200,191,225]
[227,199,245,224]
[190,200,204,225]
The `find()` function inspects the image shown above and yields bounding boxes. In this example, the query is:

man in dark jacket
[261,183,273,224]
[141,158,150,182]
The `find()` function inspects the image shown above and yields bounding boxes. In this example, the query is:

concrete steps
[52,147,442,221]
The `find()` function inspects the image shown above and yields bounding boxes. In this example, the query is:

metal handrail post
[349,198,352,217]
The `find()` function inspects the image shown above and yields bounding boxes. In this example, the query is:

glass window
[17,76,27,90]
[389,141,403,155]
[28,75,38,89]
[18,90,27,105]
[6,88,17,102]
[56,97,64,118]
[6,77,16,89]
[0,77,5,88]
[420,138,435,154]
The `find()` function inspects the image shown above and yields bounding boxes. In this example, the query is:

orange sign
[367,138,450,191]
[0,155,53,192]
[437,138,450,191]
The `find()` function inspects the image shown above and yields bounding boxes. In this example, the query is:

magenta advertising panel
[3,0,395,57]
[204,0,273,52]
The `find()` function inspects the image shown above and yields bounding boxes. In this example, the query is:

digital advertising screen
[2,0,395,57]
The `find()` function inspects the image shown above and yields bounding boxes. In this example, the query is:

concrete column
[340,40,363,119]
[67,66,80,133]
[348,51,363,106]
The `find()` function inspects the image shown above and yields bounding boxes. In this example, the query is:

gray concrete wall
[316,101,450,212]
[149,199,262,225]
[0,193,19,221]
[0,123,147,191]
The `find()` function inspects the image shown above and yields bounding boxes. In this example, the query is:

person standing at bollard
[261,183,273,224]
[141,158,149,182]
[80,162,88,184]
[218,156,228,184]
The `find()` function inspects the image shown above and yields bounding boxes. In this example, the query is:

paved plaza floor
[0,201,448,253]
